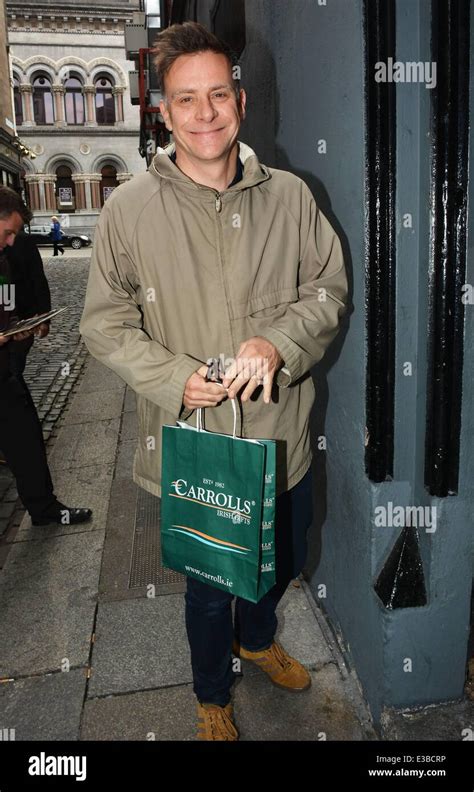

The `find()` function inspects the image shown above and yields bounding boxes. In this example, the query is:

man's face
[159,51,246,164]
[0,211,23,252]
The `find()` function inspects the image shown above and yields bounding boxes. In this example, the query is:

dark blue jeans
[184,467,313,707]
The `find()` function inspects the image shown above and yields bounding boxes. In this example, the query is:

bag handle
[196,396,237,438]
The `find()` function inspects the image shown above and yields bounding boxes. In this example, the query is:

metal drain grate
[129,488,186,592]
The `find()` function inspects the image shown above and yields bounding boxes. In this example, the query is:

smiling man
[160,50,242,185]
[80,21,348,741]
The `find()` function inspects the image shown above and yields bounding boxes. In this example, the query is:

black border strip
[364,0,397,482]
[425,0,470,496]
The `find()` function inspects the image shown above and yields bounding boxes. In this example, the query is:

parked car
[24,224,92,250]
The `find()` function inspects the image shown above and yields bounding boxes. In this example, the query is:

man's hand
[33,322,50,338]
[0,334,10,346]
[10,314,50,342]
[222,337,283,404]
[12,329,34,341]
[183,364,228,410]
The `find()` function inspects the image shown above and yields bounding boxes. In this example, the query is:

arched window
[56,165,75,212]
[33,75,54,125]
[13,75,23,126]
[100,164,118,206]
[64,76,84,125]
[95,75,115,124]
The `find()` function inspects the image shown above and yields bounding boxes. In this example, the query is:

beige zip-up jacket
[79,141,348,497]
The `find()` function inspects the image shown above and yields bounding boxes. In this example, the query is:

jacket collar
[169,149,244,187]
[149,140,271,193]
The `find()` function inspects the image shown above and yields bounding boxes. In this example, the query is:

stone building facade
[0,0,23,189]
[6,0,144,234]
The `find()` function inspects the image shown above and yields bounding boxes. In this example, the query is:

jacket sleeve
[10,235,51,319]
[28,238,51,314]
[260,182,348,387]
[79,202,203,419]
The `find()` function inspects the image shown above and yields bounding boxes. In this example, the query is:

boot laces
[268,642,293,670]
[206,706,237,740]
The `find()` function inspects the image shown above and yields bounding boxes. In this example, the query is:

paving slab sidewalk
[0,355,380,741]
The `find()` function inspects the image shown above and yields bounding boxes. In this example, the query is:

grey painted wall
[240,0,474,727]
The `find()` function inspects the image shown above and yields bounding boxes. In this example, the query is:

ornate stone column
[112,86,125,124]
[25,174,41,210]
[36,175,47,212]
[89,174,102,209]
[71,174,88,211]
[52,85,66,127]
[19,84,35,127]
[42,174,57,211]
[83,85,96,126]
[116,172,133,184]
[82,175,93,210]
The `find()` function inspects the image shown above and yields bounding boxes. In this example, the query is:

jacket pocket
[228,287,299,320]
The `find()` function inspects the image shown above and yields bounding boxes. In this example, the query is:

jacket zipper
[213,189,244,437]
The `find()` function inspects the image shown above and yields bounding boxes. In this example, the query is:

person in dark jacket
[0,186,92,526]
[7,231,51,381]
[51,215,64,257]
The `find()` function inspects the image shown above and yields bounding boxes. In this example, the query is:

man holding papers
[0,185,92,527]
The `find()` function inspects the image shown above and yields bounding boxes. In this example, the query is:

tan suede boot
[196,701,239,741]
[233,639,311,691]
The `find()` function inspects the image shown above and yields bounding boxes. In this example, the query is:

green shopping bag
[161,401,276,603]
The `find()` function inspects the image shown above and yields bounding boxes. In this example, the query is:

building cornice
[18,128,140,137]
[6,3,139,34]
[8,28,126,35]
[6,2,140,13]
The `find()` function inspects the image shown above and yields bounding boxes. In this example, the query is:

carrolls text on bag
[161,401,276,603]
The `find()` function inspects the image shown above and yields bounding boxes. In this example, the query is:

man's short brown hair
[151,21,240,103]
[0,186,32,223]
